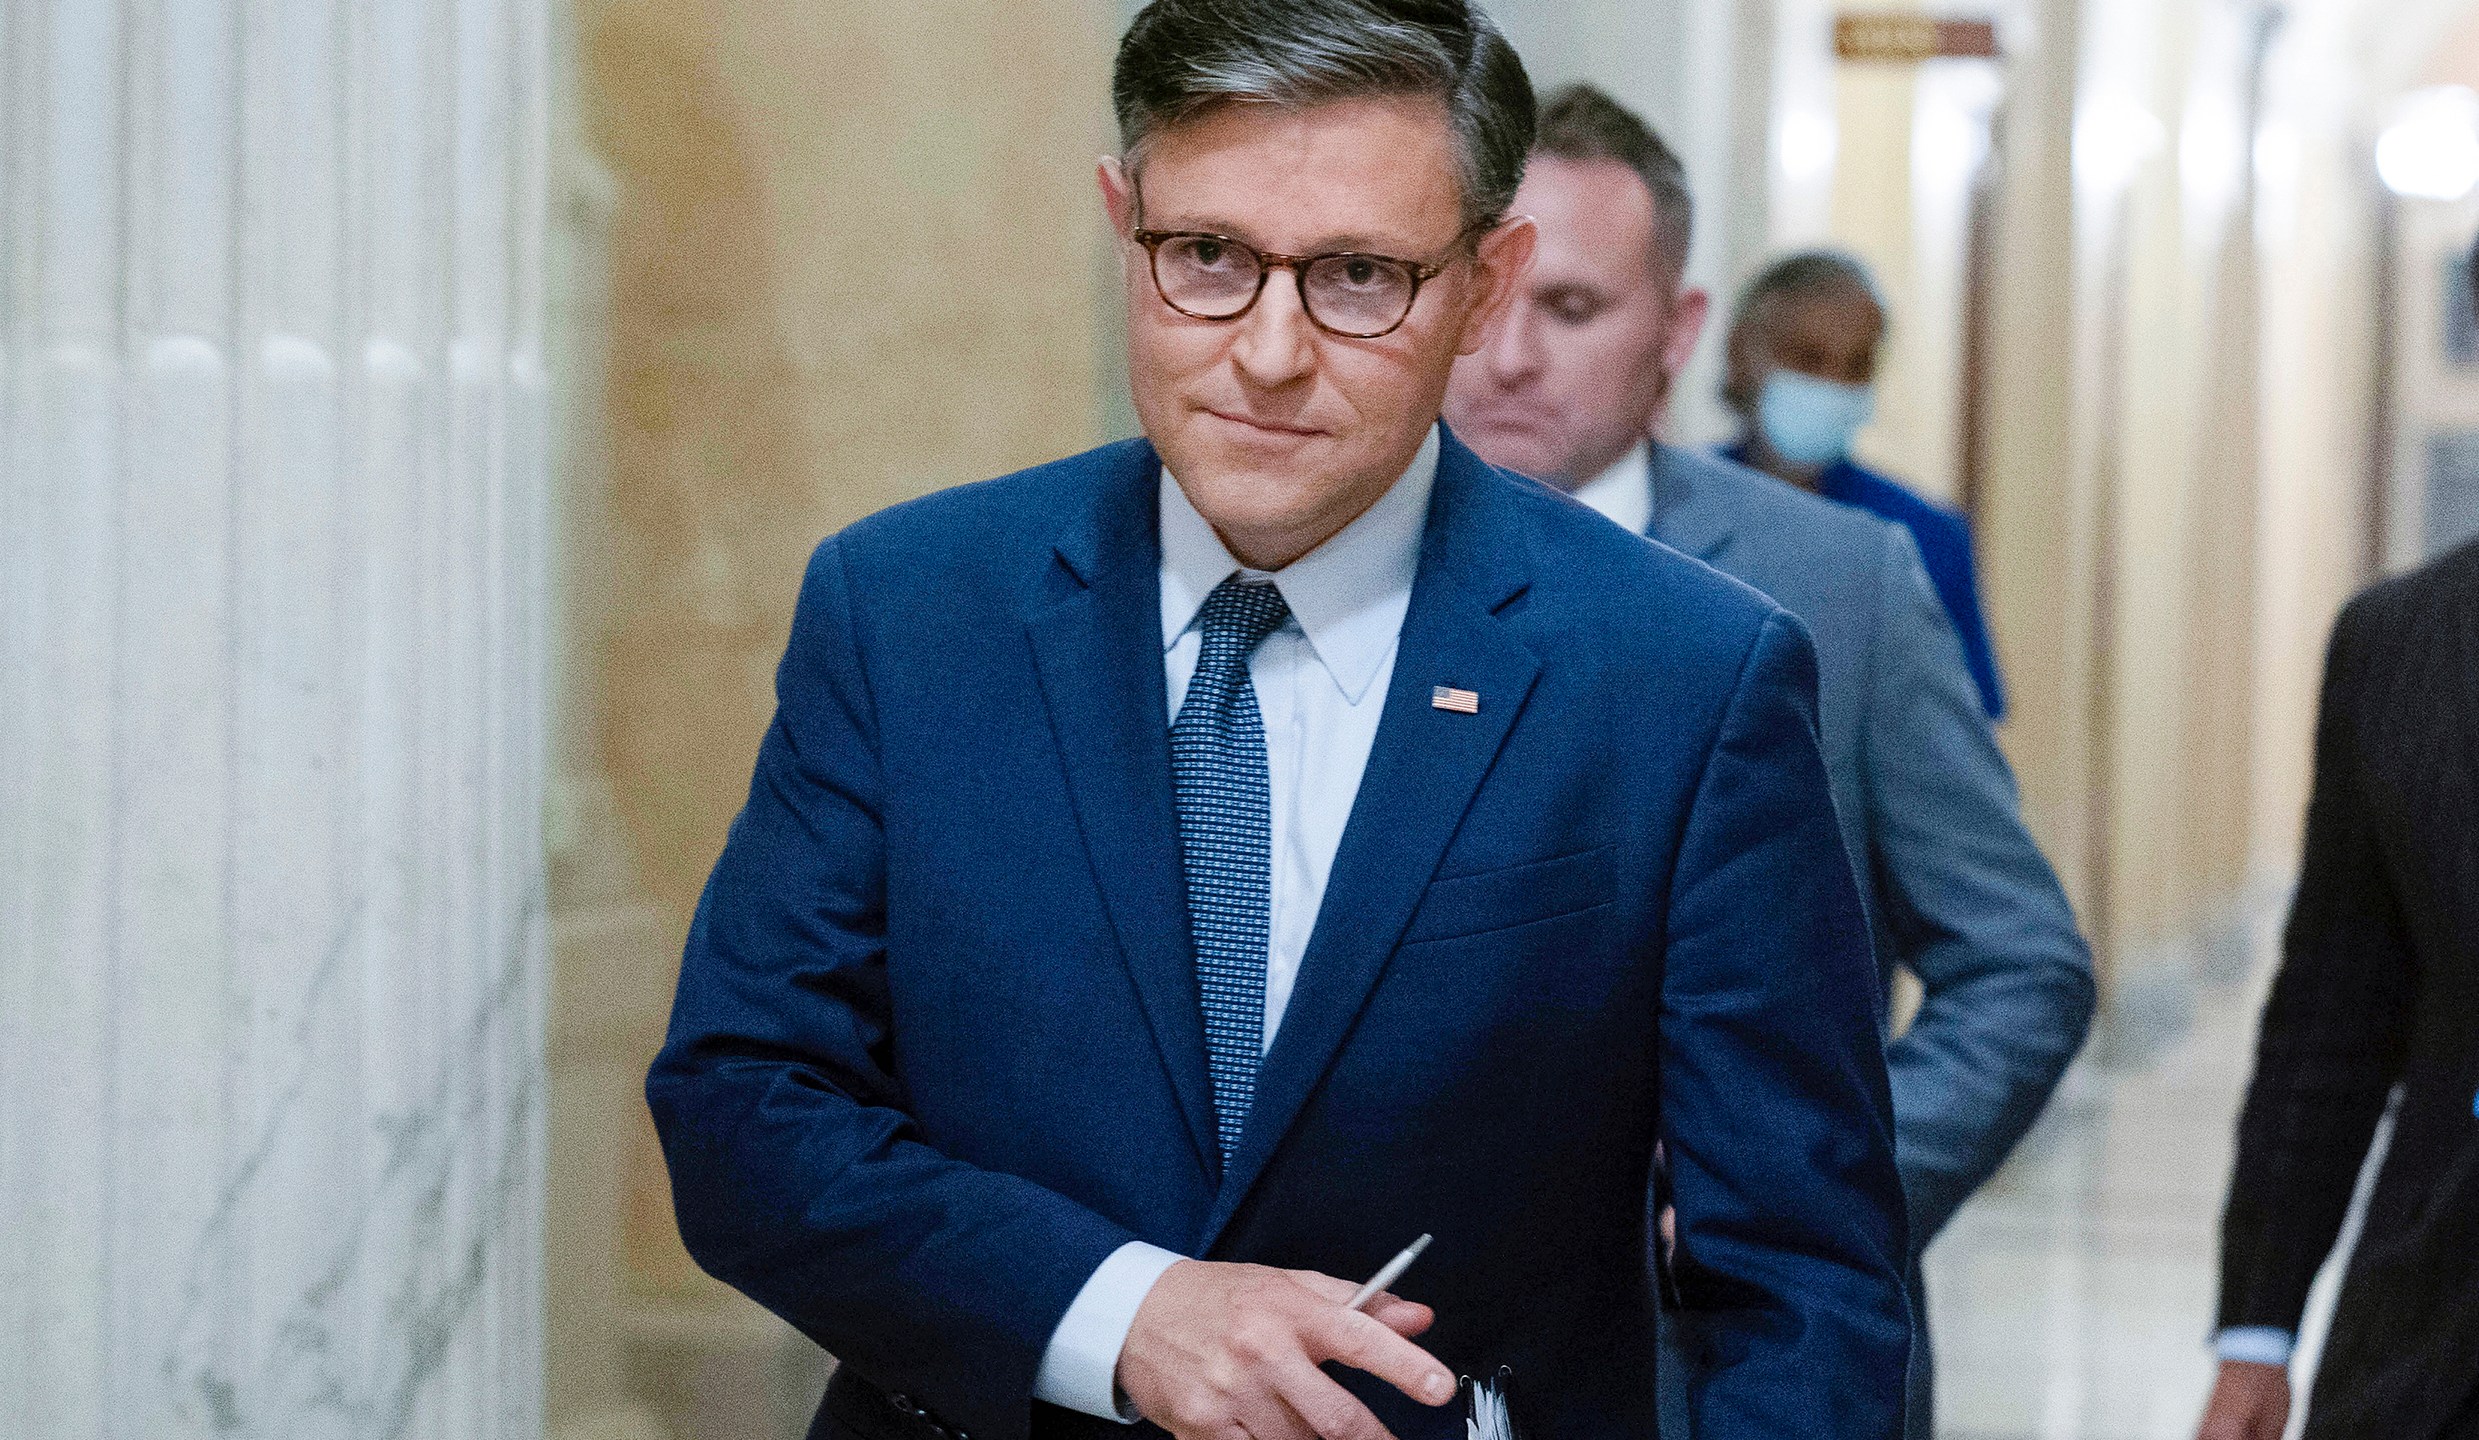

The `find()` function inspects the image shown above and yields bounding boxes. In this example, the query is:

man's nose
[1484,302,1545,386]
[1228,271,1318,389]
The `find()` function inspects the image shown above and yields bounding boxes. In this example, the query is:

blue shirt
[1725,445,2007,720]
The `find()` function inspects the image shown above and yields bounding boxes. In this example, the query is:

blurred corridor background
[9,0,2479,1437]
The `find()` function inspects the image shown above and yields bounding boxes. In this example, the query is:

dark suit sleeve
[1866,530,2094,1245]
[2217,597,2419,1334]
[1660,608,1913,1440]
[645,538,1136,1440]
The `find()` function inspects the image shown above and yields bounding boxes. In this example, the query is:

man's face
[1728,281,1886,404]
[1444,155,1706,488]
[1101,97,1534,570]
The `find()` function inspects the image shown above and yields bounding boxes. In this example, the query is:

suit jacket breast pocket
[1401,843,1619,946]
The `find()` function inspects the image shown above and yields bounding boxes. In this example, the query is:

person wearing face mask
[1721,254,2008,720]
[1445,84,2093,1440]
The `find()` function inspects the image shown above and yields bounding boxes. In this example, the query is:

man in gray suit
[1445,84,2094,1437]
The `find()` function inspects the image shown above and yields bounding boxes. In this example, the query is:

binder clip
[1460,1365,1523,1440]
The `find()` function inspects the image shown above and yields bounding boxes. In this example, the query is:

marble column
[1978,0,2099,910]
[1,2,551,1436]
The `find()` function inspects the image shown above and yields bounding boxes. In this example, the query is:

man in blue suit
[1718,253,2009,721]
[648,9,1910,1440]
[1444,85,2092,1439]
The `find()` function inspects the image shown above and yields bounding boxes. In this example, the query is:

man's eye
[1340,258,1382,287]
[1189,239,1228,267]
[1551,297,1604,325]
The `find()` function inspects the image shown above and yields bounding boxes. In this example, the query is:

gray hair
[1113,0,1537,233]
[1533,83,1695,278]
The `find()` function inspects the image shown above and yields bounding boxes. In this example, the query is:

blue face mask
[1757,370,1875,468]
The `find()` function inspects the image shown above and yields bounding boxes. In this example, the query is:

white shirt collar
[1159,424,1439,705]
[1569,442,1652,535]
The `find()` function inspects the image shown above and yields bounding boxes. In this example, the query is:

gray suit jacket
[1649,442,2094,1242]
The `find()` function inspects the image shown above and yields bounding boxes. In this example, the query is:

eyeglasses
[1129,224,1482,339]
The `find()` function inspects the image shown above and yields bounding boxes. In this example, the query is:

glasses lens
[1154,235,1262,317]
[1304,254,1418,335]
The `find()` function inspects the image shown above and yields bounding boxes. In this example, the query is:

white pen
[1345,1233,1434,1312]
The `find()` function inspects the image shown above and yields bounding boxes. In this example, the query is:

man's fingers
[2196,1412,2275,1440]
[1304,1305,1457,1409]
[1126,1261,1450,1440]
[1229,1383,1318,1440]
[1285,1273,1435,1338]
[1359,1293,1435,1338]
[1269,1356,1402,1440]
[1288,1272,1359,1305]
[2195,1368,2289,1440]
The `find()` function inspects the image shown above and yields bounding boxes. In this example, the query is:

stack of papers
[1462,1367,1521,1440]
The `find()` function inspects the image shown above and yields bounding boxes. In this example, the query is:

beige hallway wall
[1866,0,2386,1011]
[548,3,1114,1434]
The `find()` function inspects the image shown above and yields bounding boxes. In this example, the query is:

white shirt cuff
[1033,1241,1186,1422]
[2215,1327,2296,1367]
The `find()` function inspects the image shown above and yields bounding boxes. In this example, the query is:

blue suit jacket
[647,429,1911,1440]
[1653,444,2093,1244]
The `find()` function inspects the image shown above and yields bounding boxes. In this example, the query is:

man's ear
[1662,286,1712,386]
[1648,285,1712,432]
[1098,156,1136,239]
[1858,304,1890,386]
[1455,215,1538,357]
[1722,315,1763,415]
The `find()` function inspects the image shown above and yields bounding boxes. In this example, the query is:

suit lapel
[1023,441,1220,1183]
[1646,441,1737,563]
[1201,430,1543,1247]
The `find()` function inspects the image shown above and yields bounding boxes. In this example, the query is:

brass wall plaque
[1834,14,2002,62]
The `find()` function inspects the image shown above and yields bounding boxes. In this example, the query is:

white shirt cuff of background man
[1034,1242,1188,1420]
[2214,1327,2295,1368]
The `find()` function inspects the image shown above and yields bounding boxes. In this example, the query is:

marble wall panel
[547,2,1113,1432]
[0,1,552,1434]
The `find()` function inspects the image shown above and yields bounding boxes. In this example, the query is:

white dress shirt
[1030,426,1440,1421]
[2214,1327,2295,1367]
[1568,443,1652,535]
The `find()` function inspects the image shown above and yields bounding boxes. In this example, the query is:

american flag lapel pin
[1431,685,1481,715]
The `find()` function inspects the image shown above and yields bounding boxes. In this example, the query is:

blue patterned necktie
[1171,576,1292,1165]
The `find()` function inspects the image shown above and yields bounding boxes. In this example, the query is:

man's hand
[2196,1360,2291,1440]
[1118,1259,1455,1440]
